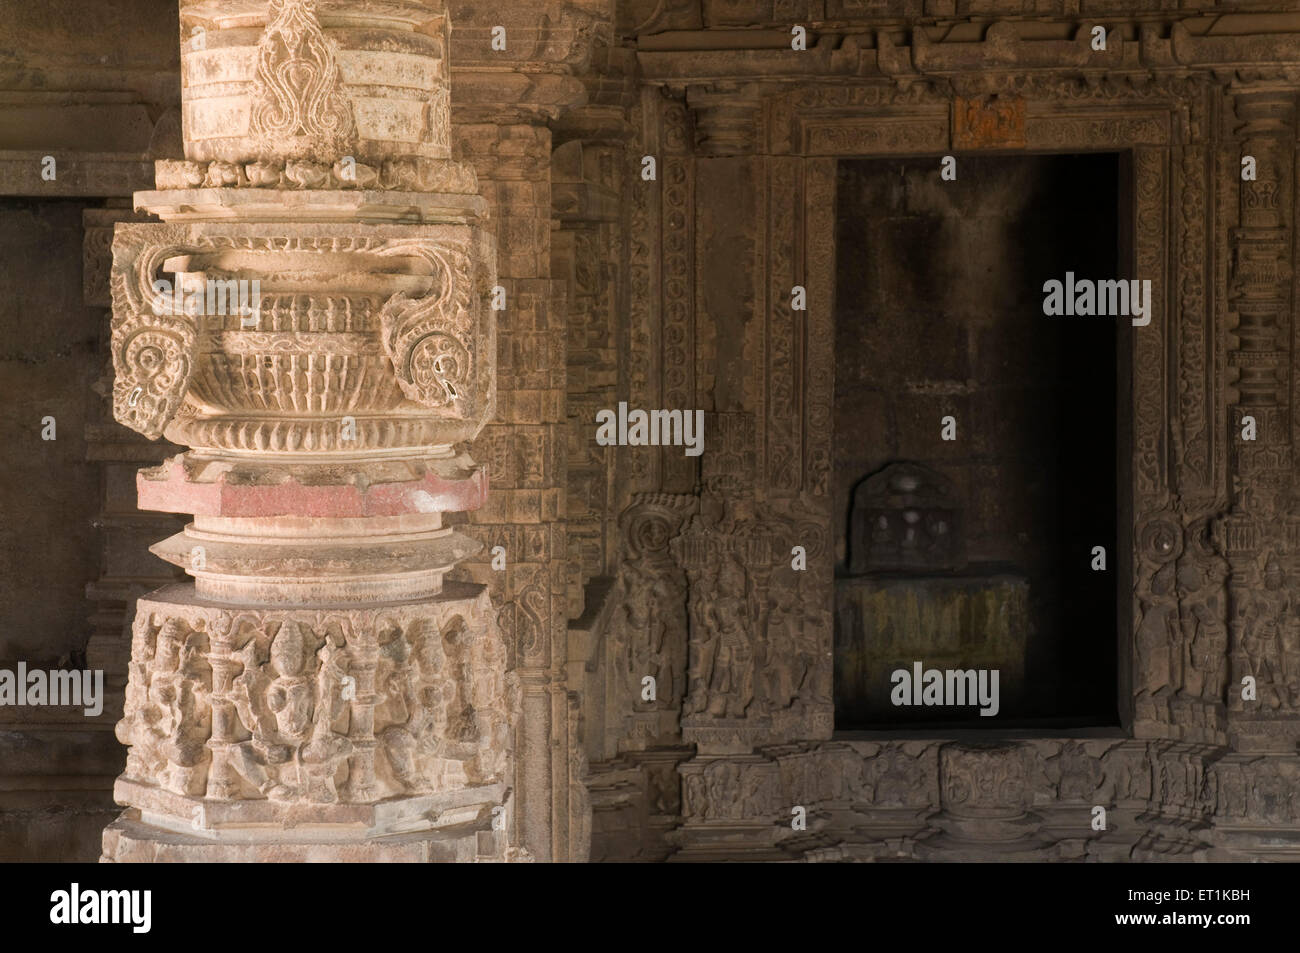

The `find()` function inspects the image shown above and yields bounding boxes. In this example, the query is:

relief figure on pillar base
[302,633,353,791]
[372,614,496,795]
[1241,556,1297,710]
[871,747,928,808]
[378,618,456,792]
[683,771,706,819]
[441,615,496,776]
[1135,561,1180,701]
[1178,550,1230,704]
[228,620,353,804]
[683,761,746,821]
[683,554,754,720]
[624,565,687,714]
[118,617,212,797]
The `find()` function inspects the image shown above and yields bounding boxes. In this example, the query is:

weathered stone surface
[834,575,1030,725]
[592,4,1300,862]
[99,0,514,863]
[179,0,455,165]
[115,585,511,816]
[138,454,489,518]
[11,0,1300,864]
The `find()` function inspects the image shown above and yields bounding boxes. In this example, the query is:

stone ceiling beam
[635,16,1300,86]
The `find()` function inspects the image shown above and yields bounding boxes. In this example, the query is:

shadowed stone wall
[0,199,101,663]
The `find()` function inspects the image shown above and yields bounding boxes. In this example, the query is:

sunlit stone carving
[101,0,514,863]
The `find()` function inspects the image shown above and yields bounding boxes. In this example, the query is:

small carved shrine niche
[848,463,965,574]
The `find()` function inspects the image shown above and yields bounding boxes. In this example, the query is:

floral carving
[377,242,478,414]
[249,0,355,159]
[109,230,202,439]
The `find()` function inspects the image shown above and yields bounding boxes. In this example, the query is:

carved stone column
[100,0,515,862]
[446,115,569,863]
[446,0,608,860]
[914,743,1048,861]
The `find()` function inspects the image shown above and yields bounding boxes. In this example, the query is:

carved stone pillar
[447,0,605,858]
[100,0,515,862]
[447,115,568,863]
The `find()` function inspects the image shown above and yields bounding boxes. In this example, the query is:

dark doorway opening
[832,153,1123,731]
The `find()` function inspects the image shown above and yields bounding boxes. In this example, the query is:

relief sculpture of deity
[118,617,213,796]
[1241,557,1297,710]
[1178,552,1230,703]
[684,555,754,719]
[228,620,353,803]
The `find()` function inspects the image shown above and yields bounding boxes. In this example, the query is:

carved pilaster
[447,0,611,857]
[687,84,763,157]
[660,95,697,495]
[627,88,663,494]
[552,117,628,617]
[1223,85,1300,752]
[1229,89,1294,478]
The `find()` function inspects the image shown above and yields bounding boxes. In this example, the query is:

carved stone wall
[446,0,613,863]
[11,0,1300,863]
[584,5,1300,861]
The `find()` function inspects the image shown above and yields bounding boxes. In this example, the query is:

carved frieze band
[678,741,1300,850]
[117,588,512,808]
[766,156,801,494]
[661,98,695,494]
